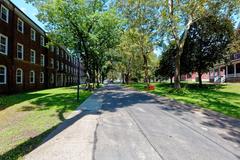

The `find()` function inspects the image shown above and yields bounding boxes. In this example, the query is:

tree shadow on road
[101,86,240,153]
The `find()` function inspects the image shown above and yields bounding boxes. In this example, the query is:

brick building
[0,0,83,94]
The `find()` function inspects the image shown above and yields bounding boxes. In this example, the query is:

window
[50,58,54,68]
[1,5,9,23]
[29,70,35,84]
[0,65,7,84]
[40,54,45,66]
[61,50,63,57]
[56,61,59,70]
[17,18,24,33]
[50,46,54,52]
[40,36,45,46]
[56,47,59,55]
[61,63,64,71]
[17,43,24,60]
[51,73,54,84]
[30,49,36,64]
[237,63,240,73]
[0,34,8,55]
[31,28,36,41]
[16,68,23,84]
[40,72,44,83]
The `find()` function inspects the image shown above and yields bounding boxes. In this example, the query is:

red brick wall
[0,1,81,94]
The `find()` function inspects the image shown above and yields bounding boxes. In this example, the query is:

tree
[26,0,122,99]
[116,29,144,84]
[183,15,234,86]
[156,43,176,84]
[227,24,240,54]
[117,0,160,85]
[159,0,240,88]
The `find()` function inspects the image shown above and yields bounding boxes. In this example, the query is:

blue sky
[11,0,45,29]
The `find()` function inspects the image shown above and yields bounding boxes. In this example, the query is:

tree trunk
[198,71,203,87]
[143,55,149,85]
[174,53,181,89]
[170,76,173,84]
[77,59,80,101]
[122,72,125,84]
[96,64,100,88]
[125,73,130,84]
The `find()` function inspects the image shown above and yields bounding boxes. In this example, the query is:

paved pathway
[25,84,240,160]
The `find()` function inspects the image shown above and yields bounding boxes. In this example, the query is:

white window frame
[56,61,59,70]
[61,50,63,57]
[56,47,59,55]
[16,68,23,84]
[40,54,45,66]
[61,63,64,71]
[31,28,36,41]
[50,46,54,52]
[0,33,8,55]
[40,72,44,83]
[17,43,24,60]
[0,65,7,84]
[30,49,36,64]
[51,73,54,84]
[17,18,24,33]
[50,58,54,68]
[0,5,9,23]
[40,36,45,46]
[29,70,35,84]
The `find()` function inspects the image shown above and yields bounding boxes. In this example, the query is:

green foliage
[117,0,160,83]
[227,30,240,54]
[156,43,176,81]
[26,0,123,85]
[159,0,240,88]
[183,15,234,85]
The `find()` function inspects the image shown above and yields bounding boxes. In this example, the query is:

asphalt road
[25,84,240,160]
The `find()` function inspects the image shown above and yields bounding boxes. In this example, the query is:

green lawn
[125,83,240,119]
[0,87,92,160]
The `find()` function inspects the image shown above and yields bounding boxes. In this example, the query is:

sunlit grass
[0,87,92,160]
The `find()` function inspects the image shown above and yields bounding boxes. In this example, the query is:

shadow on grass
[0,90,92,159]
[0,125,58,160]
[0,110,98,160]
[147,83,240,119]
[0,93,49,111]
[19,91,91,121]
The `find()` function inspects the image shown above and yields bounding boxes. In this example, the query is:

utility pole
[77,57,81,101]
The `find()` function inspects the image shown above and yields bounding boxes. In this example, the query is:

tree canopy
[26,0,240,90]
[183,15,234,86]
[26,0,123,88]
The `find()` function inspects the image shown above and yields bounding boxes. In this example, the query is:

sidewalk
[24,91,104,160]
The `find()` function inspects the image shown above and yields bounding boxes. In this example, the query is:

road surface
[25,84,240,160]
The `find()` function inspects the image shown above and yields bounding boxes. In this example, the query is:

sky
[11,0,45,30]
